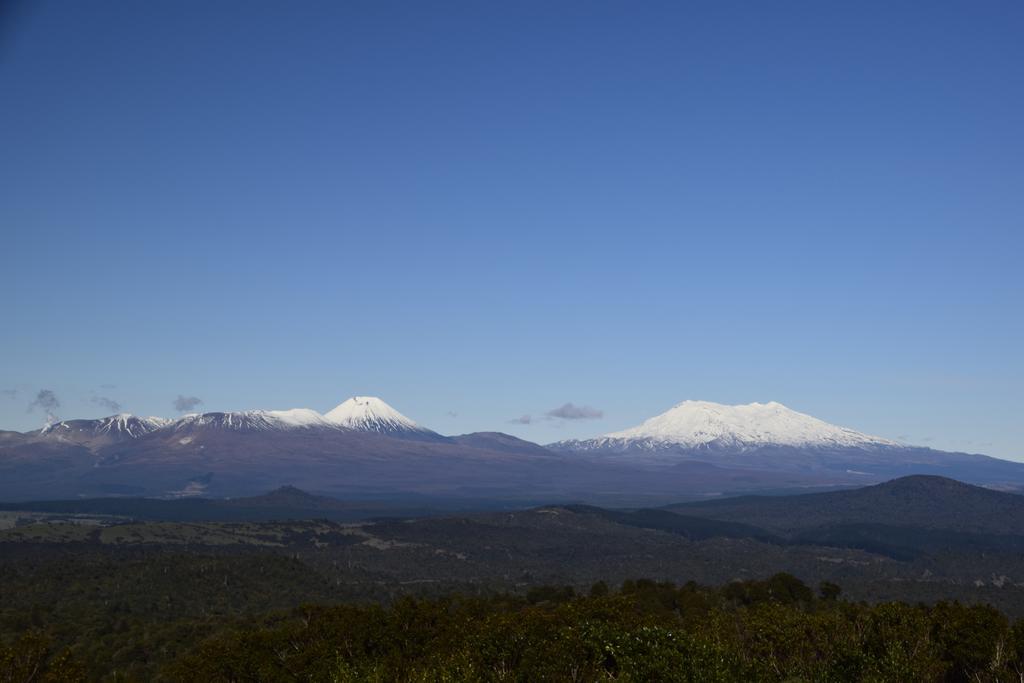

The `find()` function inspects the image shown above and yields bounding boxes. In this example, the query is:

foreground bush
[6,574,1024,681]
[161,576,1023,682]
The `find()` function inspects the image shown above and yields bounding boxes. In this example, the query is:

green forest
[4,571,1024,682]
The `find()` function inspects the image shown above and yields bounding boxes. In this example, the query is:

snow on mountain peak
[100,413,173,436]
[262,408,333,428]
[39,413,172,442]
[323,396,427,434]
[595,400,898,450]
[171,409,333,432]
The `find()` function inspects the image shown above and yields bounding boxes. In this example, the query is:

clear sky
[2,1,1021,458]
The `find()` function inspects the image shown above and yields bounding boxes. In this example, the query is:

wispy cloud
[1,388,17,400]
[173,395,203,412]
[92,395,122,413]
[509,415,533,425]
[447,411,458,418]
[546,402,603,420]
[28,389,60,424]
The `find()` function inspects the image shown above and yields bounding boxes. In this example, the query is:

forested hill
[666,475,1024,534]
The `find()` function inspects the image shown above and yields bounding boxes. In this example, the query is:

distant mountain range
[547,400,1024,484]
[1,396,1022,501]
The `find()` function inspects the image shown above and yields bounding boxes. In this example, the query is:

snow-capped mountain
[5,395,1024,503]
[171,408,336,433]
[544,400,1024,481]
[39,414,172,447]
[547,400,913,471]
[324,396,442,439]
[0,395,568,500]
[556,400,898,453]
[29,397,441,446]
[165,397,435,437]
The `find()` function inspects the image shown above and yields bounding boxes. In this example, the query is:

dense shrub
[6,573,1024,681]
[161,576,1024,682]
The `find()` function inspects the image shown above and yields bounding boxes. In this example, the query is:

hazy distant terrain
[5,475,1024,612]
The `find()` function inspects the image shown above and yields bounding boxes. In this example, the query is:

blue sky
[2,1,1021,458]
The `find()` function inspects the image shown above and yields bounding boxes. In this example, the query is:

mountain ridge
[3,396,1024,503]
[550,400,898,452]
